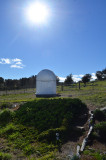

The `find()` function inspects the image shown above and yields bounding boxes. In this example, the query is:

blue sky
[0,0,106,81]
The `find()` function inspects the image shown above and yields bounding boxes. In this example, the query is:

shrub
[94,122,106,141]
[8,132,19,140]
[81,155,97,160]
[15,98,87,132]
[62,118,69,128]
[0,152,12,160]
[23,145,35,155]
[0,103,11,109]
[0,109,15,125]
[37,127,66,142]
[94,109,105,121]
[37,152,56,160]
[90,131,99,140]
[71,155,79,160]
[83,149,106,160]
[0,123,17,138]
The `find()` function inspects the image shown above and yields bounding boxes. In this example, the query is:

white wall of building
[36,69,56,96]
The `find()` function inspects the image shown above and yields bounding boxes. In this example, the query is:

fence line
[0,82,100,96]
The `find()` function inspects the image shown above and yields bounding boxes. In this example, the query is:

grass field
[0,80,106,108]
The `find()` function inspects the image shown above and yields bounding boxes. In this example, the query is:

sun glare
[26,2,49,24]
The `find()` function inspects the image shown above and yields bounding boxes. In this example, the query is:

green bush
[8,132,19,140]
[94,109,105,121]
[15,98,87,132]
[0,152,12,160]
[94,121,106,141]
[35,143,56,155]
[0,123,17,137]
[90,131,99,140]
[83,149,106,160]
[0,103,11,109]
[23,145,35,155]
[37,127,66,142]
[71,155,79,160]
[37,152,56,160]
[0,109,15,125]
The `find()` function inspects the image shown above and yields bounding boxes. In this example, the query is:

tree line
[0,76,59,91]
[0,68,105,90]
[0,76,36,90]
[64,68,106,86]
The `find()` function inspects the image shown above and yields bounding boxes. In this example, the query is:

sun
[26,2,49,24]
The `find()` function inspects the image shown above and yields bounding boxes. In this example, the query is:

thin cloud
[79,74,84,78]
[15,62,22,65]
[59,77,66,82]
[73,77,81,82]
[72,75,84,82]
[10,64,23,69]
[0,58,11,64]
[59,75,84,83]
[57,73,97,83]
[73,73,96,82]
[59,75,85,83]
[0,58,25,69]
[12,58,22,62]
[91,73,96,81]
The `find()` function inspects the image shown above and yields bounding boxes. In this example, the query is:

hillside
[0,80,106,160]
[0,98,87,160]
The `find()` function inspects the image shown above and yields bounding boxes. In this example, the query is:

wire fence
[0,81,102,96]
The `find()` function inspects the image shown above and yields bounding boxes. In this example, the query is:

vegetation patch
[94,122,106,142]
[15,98,87,132]
[0,98,87,159]
[0,109,15,126]
[0,103,11,109]
[37,127,66,142]
[71,155,79,160]
[94,109,106,121]
[0,152,12,160]
[82,149,106,160]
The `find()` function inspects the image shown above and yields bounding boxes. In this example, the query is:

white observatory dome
[36,69,56,97]
[37,69,56,81]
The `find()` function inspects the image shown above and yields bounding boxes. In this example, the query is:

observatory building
[36,69,56,97]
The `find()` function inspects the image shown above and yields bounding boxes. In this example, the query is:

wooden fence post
[79,81,81,89]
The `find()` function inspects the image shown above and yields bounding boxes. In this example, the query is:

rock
[76,145,80,157]
[100,106,106,112]
[80,138,88,152]
[76,126,85,132]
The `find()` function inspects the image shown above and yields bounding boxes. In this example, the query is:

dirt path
[56,114,90,159]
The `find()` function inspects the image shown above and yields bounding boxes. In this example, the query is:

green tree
[56,76,60,85]
[102,68,106,80]
[64,74,73,85]
[0,77,4,89]
[82,74,91,86]
[96,71,103,80]
[5,79,13,90]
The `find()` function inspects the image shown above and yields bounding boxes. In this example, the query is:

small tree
[56,76,60,85]
[64,74,73,85]
[0,77,4,89]
[102,68,106,80]
[82,74,91,86]
[96,71,103,80]
[96,68,106,80]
